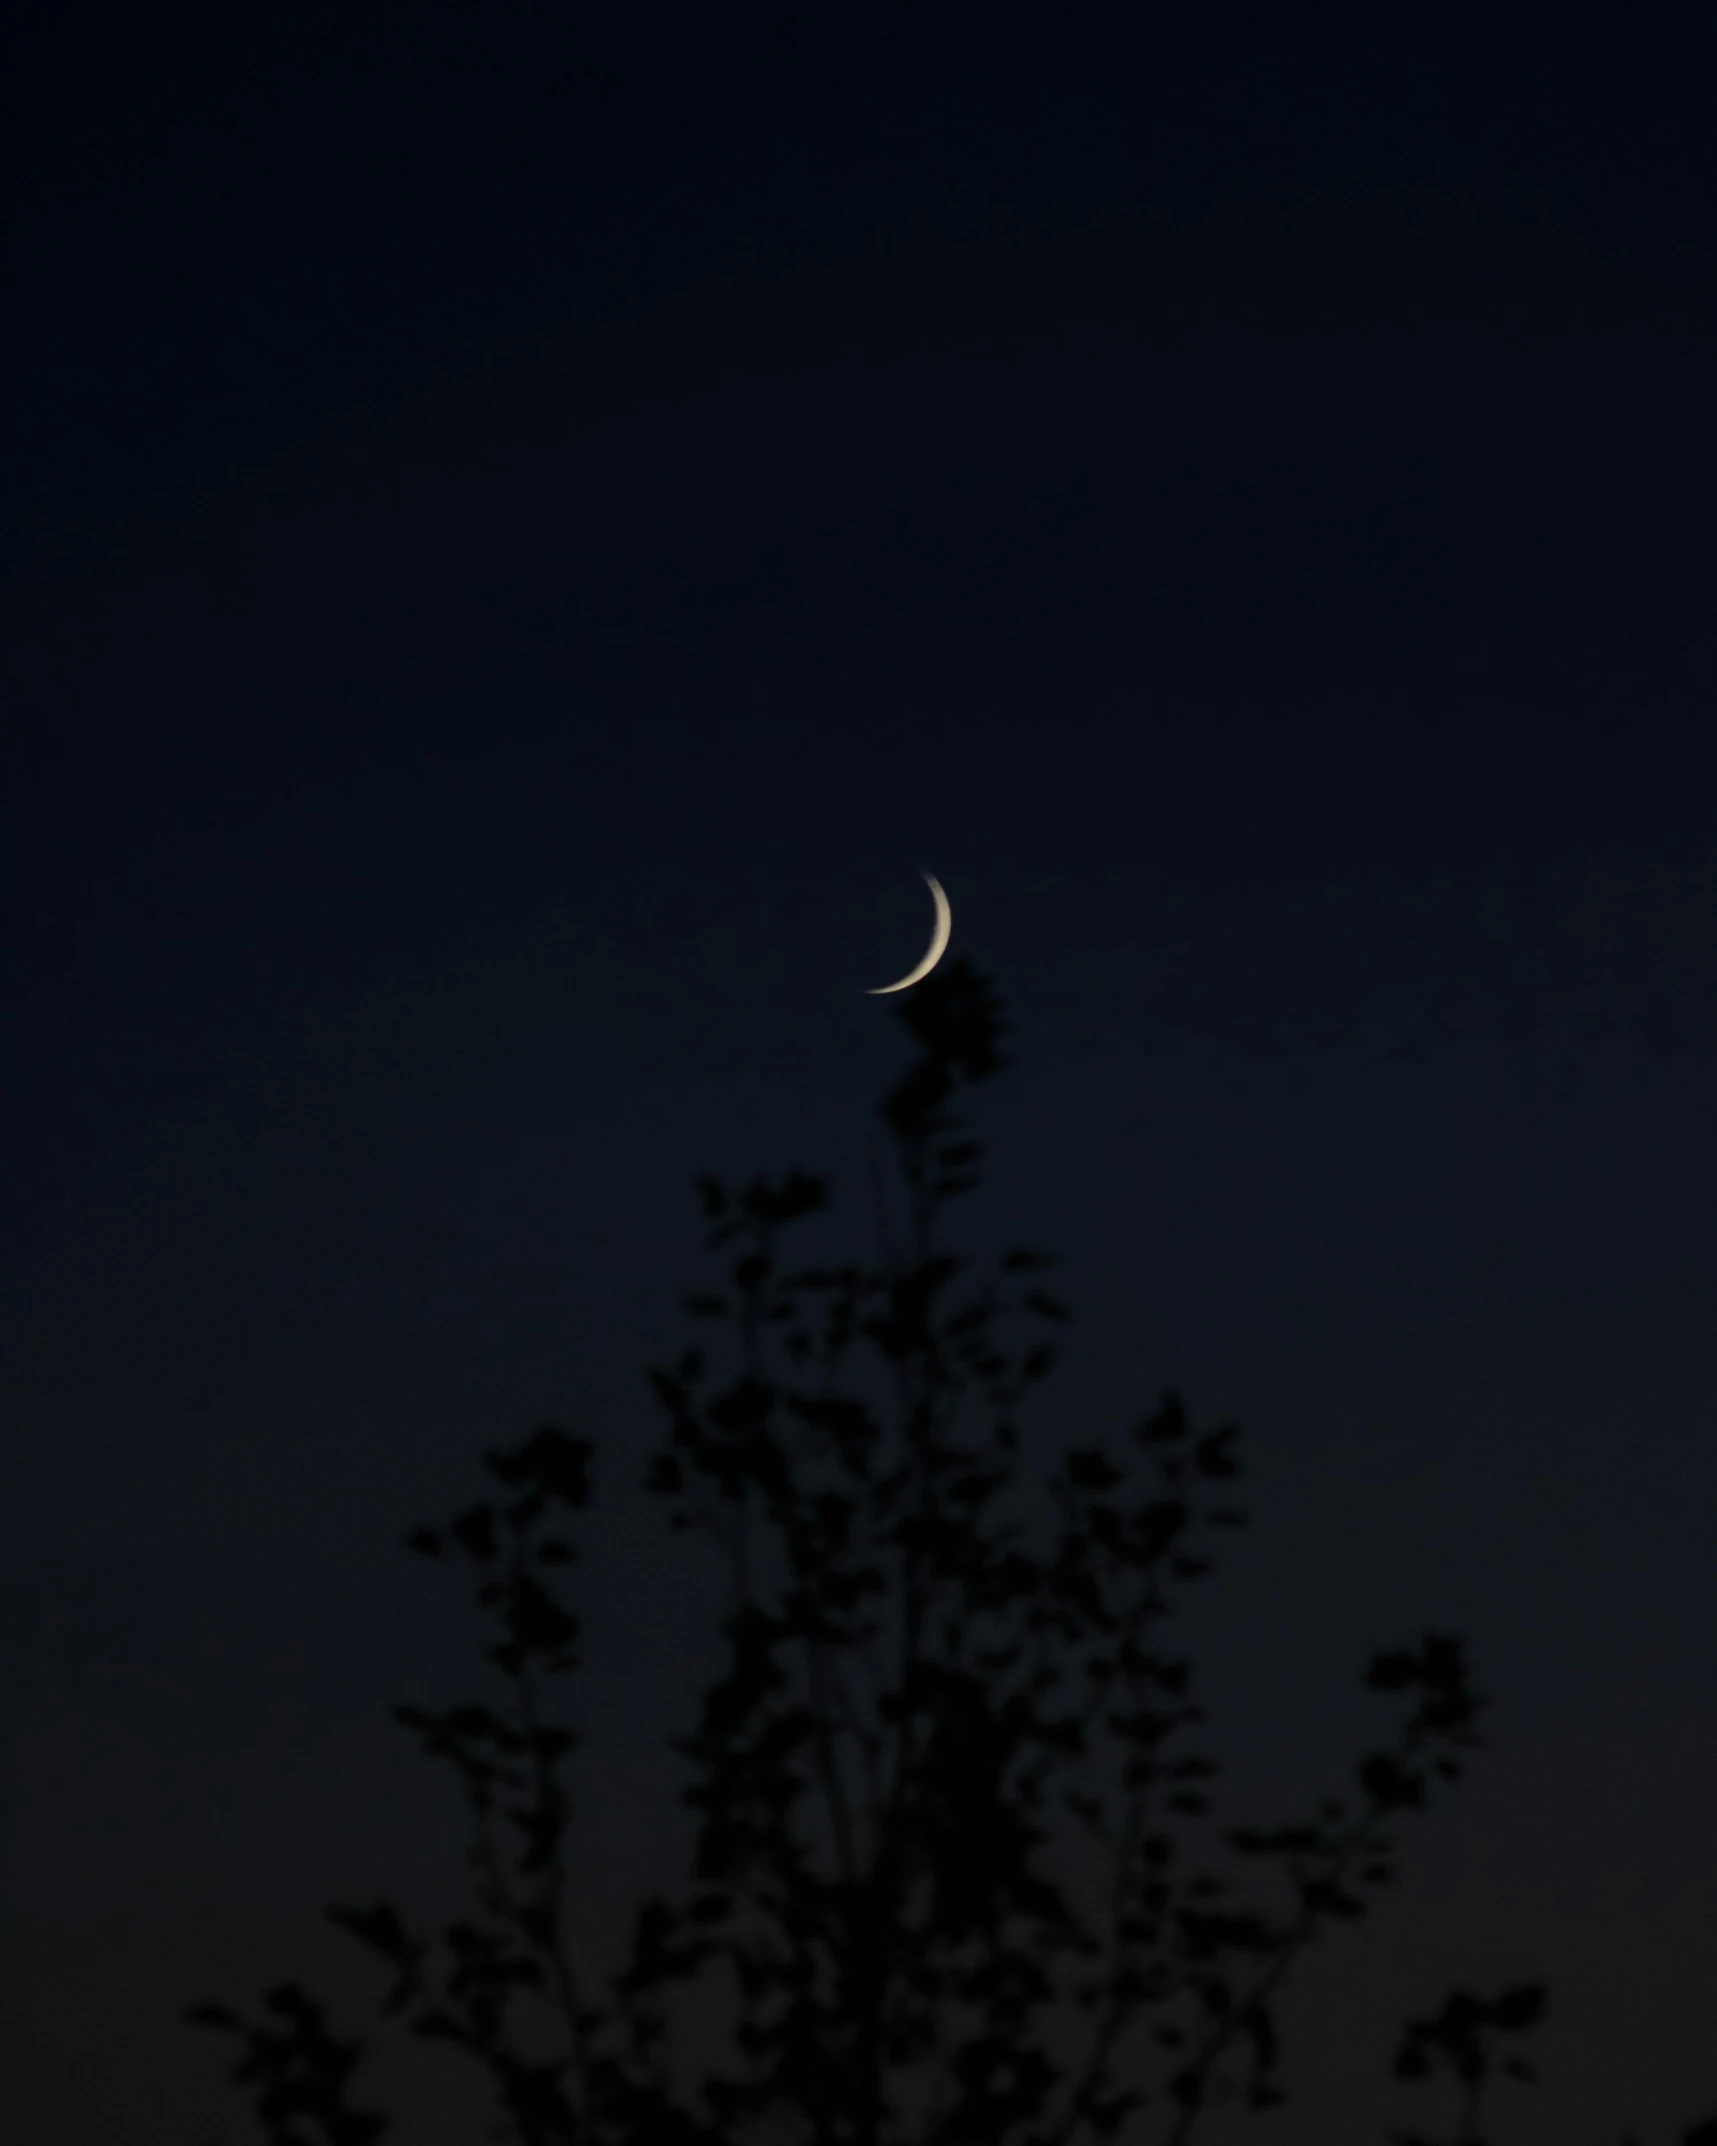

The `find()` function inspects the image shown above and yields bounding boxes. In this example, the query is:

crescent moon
[867,872,951,995]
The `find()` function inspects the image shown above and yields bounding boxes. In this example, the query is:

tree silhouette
[186,959,1708,2145]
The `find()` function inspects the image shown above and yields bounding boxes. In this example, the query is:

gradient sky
[6,6,1716,2142]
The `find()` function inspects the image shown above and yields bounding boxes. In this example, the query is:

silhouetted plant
[621,962,1489,2146]
[185,958,1698,2144]
[1386,1979,1546,2145]
[184,1982,387,2145]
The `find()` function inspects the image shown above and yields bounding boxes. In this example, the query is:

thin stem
[513,1657,594,2130]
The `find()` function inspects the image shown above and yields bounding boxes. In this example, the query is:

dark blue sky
[5,6,1716,2141]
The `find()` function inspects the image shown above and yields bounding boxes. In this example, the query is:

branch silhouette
[184,958,1711,2146]
[1386,1980,1547,2146]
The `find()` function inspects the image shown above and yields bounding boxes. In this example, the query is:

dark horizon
[6,5,1716,2140]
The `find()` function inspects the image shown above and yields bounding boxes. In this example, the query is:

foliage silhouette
[185,957,1706,2145]
[1386,1980,1547,2146]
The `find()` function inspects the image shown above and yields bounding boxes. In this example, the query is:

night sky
[6,5,1717,2141]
